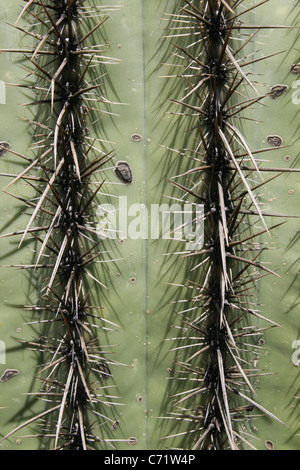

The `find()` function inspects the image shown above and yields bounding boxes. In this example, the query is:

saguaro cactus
[0,0,299,451]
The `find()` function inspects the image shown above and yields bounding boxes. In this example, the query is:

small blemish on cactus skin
[131,133,142,142]
[114,161,133,184]
[128,437,137,446]
[0,369,19,382]
[291,63,300,74]
[269,84,288,99]
[266,135,283,147]
[112,420,120,430]
[265,440,274,450]
[0,142,10,157]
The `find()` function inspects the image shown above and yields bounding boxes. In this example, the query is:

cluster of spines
[0,0,121,450]
[162,0,297,450]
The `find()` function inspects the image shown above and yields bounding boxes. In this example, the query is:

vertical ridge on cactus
[0,0,123,450]
[161,0,298,450]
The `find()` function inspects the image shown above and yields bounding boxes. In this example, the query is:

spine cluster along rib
[164,0,294,450]
[1,0,120,450]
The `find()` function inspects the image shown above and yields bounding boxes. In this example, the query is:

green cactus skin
[244,0,300,450]
[0,0,299,451]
